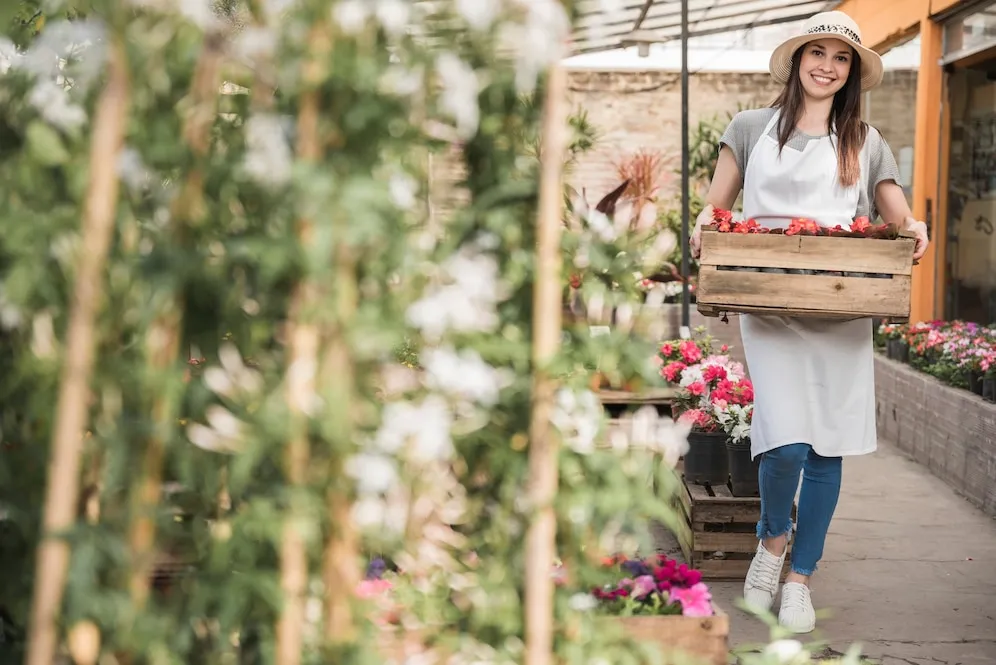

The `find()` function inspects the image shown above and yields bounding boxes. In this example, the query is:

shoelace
[781,585,812,614]
[752,551,781,591]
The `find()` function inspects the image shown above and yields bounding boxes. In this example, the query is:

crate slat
[699,232,915,274]
[697,266,911,319]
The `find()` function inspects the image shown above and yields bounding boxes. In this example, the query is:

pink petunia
[669,582,713,617]
[632,575,656,599]
[355,578,392,599]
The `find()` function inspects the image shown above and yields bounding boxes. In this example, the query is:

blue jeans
[756,443,842,576]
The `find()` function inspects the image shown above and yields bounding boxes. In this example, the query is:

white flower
[374,396,454,463]
[435,52,480,139]
[31,311,56,359]
[0,287,23,330]
[388,172,418,210]
[568,592,598,612]
[118,147,153,193]
[456,0,500,31]
[243,113,293,188]
[498,0,570,92]
[763,639,811,664]
[626,406,690,466]
[187,406,246,454]
[422,346,513,406]
[333,0,369,34]
[18,19,106,91]
[28,81,87,132]
[233,26,278,67]
[345,452,399,495]
[678,364,703,388]
[551,388,602,455]
[374,0,410,36]
[406,244,503,340]
[0,37,18,75]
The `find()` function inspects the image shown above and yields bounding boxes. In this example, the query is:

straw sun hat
[769,10,884,91]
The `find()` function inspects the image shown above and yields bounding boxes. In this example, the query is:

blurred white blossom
[374,396,454,463]
[422,346,513,407]
[117,147,153,193]
[0,287,23,330]
[568,592,598,612]
[764,640,811,664]
[623,405,690,467]
[406,243,503,340]
[374,0,411,36]
[551,388,602,455]
[456,0,501,31]
[243,113,293,188]
[18,19,106,90]
[435,52,480,139]
[202,343,264,399]
[499,0,570,92]
[345,452,399,495]
[0,37,18,75]
[28,81,87,132]
[333,0,368,33]
[187,405,247,454]
[388,172,419,210]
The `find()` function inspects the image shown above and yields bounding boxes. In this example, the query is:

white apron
[740,110,877,460]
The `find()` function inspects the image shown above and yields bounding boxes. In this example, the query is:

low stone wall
[874,355,996,518]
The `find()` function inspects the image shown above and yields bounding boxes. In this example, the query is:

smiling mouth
[811,74,835,86]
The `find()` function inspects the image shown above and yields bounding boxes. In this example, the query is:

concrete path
[706,440,996,664]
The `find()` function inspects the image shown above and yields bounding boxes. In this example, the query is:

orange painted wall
[835,0,926,50]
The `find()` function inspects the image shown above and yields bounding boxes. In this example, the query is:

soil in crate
[671,474,794,580]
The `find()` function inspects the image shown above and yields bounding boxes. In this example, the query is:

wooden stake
[524,61,569,665]
[127,36,224,610]
[24,39,131,665]
[275,23,330,665]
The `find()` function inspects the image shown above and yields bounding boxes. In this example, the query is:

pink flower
[679,340,702,364]
[670,582,713,617]
[355,579,392,599]
[660,343,674,357]
[687,380,706,396]
[702,364,727,383]
[662,361,686,383]
[632,575,656,598]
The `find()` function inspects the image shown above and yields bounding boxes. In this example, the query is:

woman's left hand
[904,218,929,261]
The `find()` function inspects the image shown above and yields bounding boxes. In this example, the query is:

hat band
[805,23,861,45]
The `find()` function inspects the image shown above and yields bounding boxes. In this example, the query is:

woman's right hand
[690,204,714,259]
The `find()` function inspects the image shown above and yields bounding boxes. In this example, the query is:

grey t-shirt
[719,107,902,220]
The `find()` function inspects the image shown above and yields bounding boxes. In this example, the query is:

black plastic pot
[726,438,759,497]
[969,370,984,396]
[983,377,995,404]
[684,431,730,486]
[896,340,910,363]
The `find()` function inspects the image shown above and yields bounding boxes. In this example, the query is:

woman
[689,11,929,633]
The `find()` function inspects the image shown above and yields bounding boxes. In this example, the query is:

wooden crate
[696,229,916,322]
[671,475,794,580]
[605,608,729,665]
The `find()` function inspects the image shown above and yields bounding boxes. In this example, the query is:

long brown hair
[771,43,867,188]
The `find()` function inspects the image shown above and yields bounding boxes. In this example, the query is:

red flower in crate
[785,218,820,236]
[851,216,871,234]
[712,207,734,231]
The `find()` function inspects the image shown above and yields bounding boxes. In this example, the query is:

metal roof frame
[571,0,841,54]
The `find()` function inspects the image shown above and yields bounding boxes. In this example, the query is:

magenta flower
[632,575,656,599]
[670,582,713,617]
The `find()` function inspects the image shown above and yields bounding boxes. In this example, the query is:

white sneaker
[779,582,816,633]
[743,540,786,612]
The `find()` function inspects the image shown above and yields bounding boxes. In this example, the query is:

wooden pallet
[596,387,676,405]
[671,475,794,580]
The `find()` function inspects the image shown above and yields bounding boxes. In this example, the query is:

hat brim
[769,34,884,92]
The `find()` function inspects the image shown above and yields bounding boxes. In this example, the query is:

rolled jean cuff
[791,563,817,576]
[756,520,793,540]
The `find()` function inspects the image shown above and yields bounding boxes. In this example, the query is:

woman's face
[797,38,853,100]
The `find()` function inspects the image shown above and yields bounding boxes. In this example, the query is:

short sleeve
[718,108,776,186]
[867,129,902,191]
[863,128,903,220]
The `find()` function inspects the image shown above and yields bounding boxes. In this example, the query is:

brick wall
[565,69,919,204]
[875,356,996,518]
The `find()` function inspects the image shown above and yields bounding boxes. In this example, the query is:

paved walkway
[706,440,996,664]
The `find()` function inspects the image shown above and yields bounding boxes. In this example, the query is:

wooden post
[25,39,131,665]
[127,36,224,610]
[524,59,570,665]
[275,22,331,665]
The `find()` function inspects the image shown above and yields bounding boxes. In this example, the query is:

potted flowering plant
[589,554,728,665]
[716,398,756,497]
[665,345,747,486]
